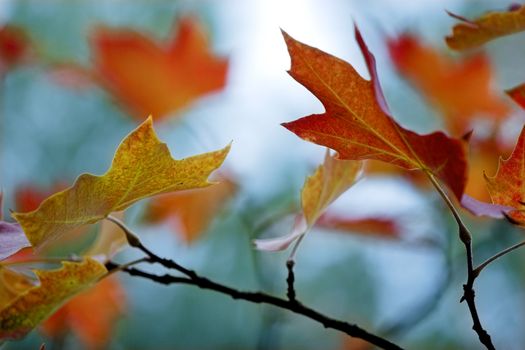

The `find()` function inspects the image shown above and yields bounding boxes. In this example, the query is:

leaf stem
[285,259,297,302]
[474,239,525,276]
[426,173,495,350]
[106,215,195,278]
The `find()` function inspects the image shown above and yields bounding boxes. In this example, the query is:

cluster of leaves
[3,3,525,350]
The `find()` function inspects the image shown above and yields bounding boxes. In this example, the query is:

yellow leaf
[0,258,107,340]
[254,151,361,252]
[84,211,127,261]
[13,116,230,248]
[446,5,525,51]
[302,151,362,227]
[0,266,37,310]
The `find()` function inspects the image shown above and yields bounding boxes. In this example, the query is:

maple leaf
[281,28,468,200]
[84,211,127,261]
[446,5,525,51]
[506,83,525,109]
[254,151,362,251]
[0,265,37,311]
[0,221,31,261]
[40,275,125,350]
[388,34,508,134]
[144,173,237,243]
[12,116,230,249]
[484,126,525,224]
[91,17,228,121]
[0,25,31,73]
[0,258,107,341]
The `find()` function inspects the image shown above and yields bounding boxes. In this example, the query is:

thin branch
[102,257,151,279]
[122,266,404,350]
[106,215,195,277]
[285,259,297,302]
[426,173,495,350]
[475,240,525,275]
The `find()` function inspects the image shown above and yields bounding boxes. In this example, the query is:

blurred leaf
[446,4,525,51]
[302,151,361,227]
[506,83,525,109]
[13,117,230,249]
[281,28,468,200]
[144,173,237,243]
[316,213,400,238]
[40,275,125,350]
[254,151,361,251]
[91,17,228,121]
[0,25,31,73]
[83,211,126,261]
[388,34,508,134]
[0,258,107,341]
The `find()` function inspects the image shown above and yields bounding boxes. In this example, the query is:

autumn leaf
[0,258,107,341]
[15,183,68,213]
[91,17,228,121]
[301,152,362,226]
[446,5,525,51]
[254,151,361,251]
[388,34,509,134]
[506,83,525,109]
[13,116,230,249]
[84,211,127,261]
[0,265,37,311]
[144,173,237,243]
[484,126,525,224]
[281,28,468,200]
[0,25,31,73]
[40,275,125,350]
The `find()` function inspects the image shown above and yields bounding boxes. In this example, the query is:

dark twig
[474,239,525,275]
[106,215,195,277]
[286,259,297,302]
[122,267,404,350]
[427,174,495,350]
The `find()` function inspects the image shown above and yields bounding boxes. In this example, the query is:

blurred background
[2,0,525,349]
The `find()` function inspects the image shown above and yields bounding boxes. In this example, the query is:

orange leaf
[41,275,125,350]
[485,126,525,224]
[446,5,525,51]
[388,35,508,134]
[91,17,228,121]
[506,83,525,109]
[144,173,237,243]
[281,28,468,200]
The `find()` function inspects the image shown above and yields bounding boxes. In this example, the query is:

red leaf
[484,126,525,224]
[281,28,468,200]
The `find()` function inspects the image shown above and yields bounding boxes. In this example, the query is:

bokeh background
[2,0,525,349]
